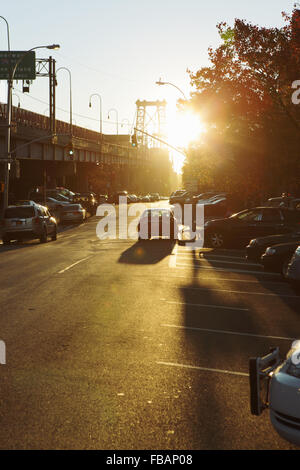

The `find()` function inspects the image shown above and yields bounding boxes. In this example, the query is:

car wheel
[209,231,225,248]
[2,237,10,245]
[40,228,47,243]
[51,228,57,241]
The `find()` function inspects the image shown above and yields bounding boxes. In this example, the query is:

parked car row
[27,187,96,222]
[170,190,300,221]
[108,191,161,204]
[193,200,300,288]
[168,188,300,287]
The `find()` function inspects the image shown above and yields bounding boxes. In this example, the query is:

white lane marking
[160,299,249,311]
[175,263,279,276]
[169,243,178,268]
[161,323,295,342]
[201,254,246,260]
[156,361,249,377]
[176,256,261,267]
[181,286,299,298]
[144,273,287,285]
[57,256,91,274]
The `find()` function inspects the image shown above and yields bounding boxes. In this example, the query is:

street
[0,201,299,450]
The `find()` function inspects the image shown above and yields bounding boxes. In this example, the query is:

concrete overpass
[0,103,174,203]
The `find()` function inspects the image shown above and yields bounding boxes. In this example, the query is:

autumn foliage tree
[183,7,300,204]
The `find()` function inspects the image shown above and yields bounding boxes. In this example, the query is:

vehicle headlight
[265,247,276,255]
[249,239,258,246]
[285,342,300,378]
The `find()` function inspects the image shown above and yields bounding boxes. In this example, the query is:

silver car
[59,204,86,224]
[1,202,57,244]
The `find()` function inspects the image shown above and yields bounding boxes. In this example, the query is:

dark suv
[204,207,300,248]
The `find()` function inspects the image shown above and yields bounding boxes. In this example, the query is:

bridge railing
[0,103,146,161]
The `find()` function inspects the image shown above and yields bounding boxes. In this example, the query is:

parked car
[97,194,108,204]
[204,207,300,248]
[170,190,186,199]
[286,245,300,289]
[261,241,300,276]
[246,231,300,262]
[45,189,74,202]
[28,195,71,222]
[128,194,138,203]
[109,191,129,204]
[1,203,57,244]
[74,192,97,214]
[198,197,229,219]
[266,196,300,210]
[59,204,86,224]
[137,208,178,240]
[169,191,195,206]
[193,192,226,204]
[55,187,76,201]
[151,193,160,201]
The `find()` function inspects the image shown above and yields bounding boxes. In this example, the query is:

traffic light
[67,144,74,159]
[131,133,138,147]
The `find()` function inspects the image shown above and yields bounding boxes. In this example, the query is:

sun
[166,109,206,149]
[166,108,206,173]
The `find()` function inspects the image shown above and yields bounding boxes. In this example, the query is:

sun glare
[166,109,206,174]
[166,110,206,150]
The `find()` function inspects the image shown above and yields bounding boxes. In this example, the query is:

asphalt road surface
[0,201,299,450]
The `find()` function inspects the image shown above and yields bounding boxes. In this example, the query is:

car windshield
[5,207,35,218]
[52,194,71,202]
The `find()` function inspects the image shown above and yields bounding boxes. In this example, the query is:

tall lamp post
[89,93,103,135]
[155,79,187,100]
[2,43,60,215]
[56,67,72,135]
[89,93,103,164]
[0,16,10,51]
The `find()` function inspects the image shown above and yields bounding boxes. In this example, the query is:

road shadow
[176,250,299,449]
[118,239,176,265]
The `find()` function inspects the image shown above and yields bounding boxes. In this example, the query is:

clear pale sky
[0,0,296,141]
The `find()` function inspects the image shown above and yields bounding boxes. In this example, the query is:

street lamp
[89,93,103,135]
[56,66,72,135]
[2,43,60,215]
[155,79,187,100]
[0,16,10,51]
[107,108,119,136]
[89,93,103,164]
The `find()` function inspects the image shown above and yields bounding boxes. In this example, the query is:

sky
[0,0,296,171]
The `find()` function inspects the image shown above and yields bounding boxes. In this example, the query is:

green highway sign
[0,51,36,80]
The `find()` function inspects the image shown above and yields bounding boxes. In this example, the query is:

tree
[183,7,300,201]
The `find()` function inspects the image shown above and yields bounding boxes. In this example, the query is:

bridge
[0,103,173,203]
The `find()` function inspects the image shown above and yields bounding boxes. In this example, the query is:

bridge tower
[135,100,166,147]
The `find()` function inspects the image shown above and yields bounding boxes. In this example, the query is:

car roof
[143,208,171,212]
